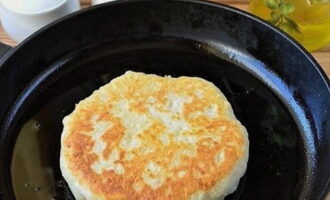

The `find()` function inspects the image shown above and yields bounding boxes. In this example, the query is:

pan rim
[0,0,329,199]
[1,0,329,90]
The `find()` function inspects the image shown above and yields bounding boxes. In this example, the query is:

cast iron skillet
[0,0,329,199]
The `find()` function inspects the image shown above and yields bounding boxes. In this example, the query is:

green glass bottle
[250,0,330,51]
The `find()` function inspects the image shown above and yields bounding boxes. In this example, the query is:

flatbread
[60,71,249,200]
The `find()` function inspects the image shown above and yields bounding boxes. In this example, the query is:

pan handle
[0,42,12,59]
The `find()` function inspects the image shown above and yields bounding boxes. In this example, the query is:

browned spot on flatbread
[61,71,248,199]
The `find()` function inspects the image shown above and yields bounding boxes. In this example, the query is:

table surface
[0,0,329,199]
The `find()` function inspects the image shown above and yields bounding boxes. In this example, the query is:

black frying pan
[0,0,329,199]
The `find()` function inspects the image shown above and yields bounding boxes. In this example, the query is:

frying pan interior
[9,40,303,200]
[0,1,329,200]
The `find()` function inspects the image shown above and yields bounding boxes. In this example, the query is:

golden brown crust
[61,71,248,200]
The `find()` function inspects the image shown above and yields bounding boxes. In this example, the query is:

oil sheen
[10,42,303,200]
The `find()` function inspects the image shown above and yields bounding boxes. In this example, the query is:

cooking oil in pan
[11,47,303,200]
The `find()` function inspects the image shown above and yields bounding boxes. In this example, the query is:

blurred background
[0,0,329,77]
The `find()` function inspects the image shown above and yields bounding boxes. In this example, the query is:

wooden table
[0,0,329,199]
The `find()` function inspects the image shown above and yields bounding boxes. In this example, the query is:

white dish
[0,0,80,42]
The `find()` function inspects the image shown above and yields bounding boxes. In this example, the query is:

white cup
[0,0,80,42]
